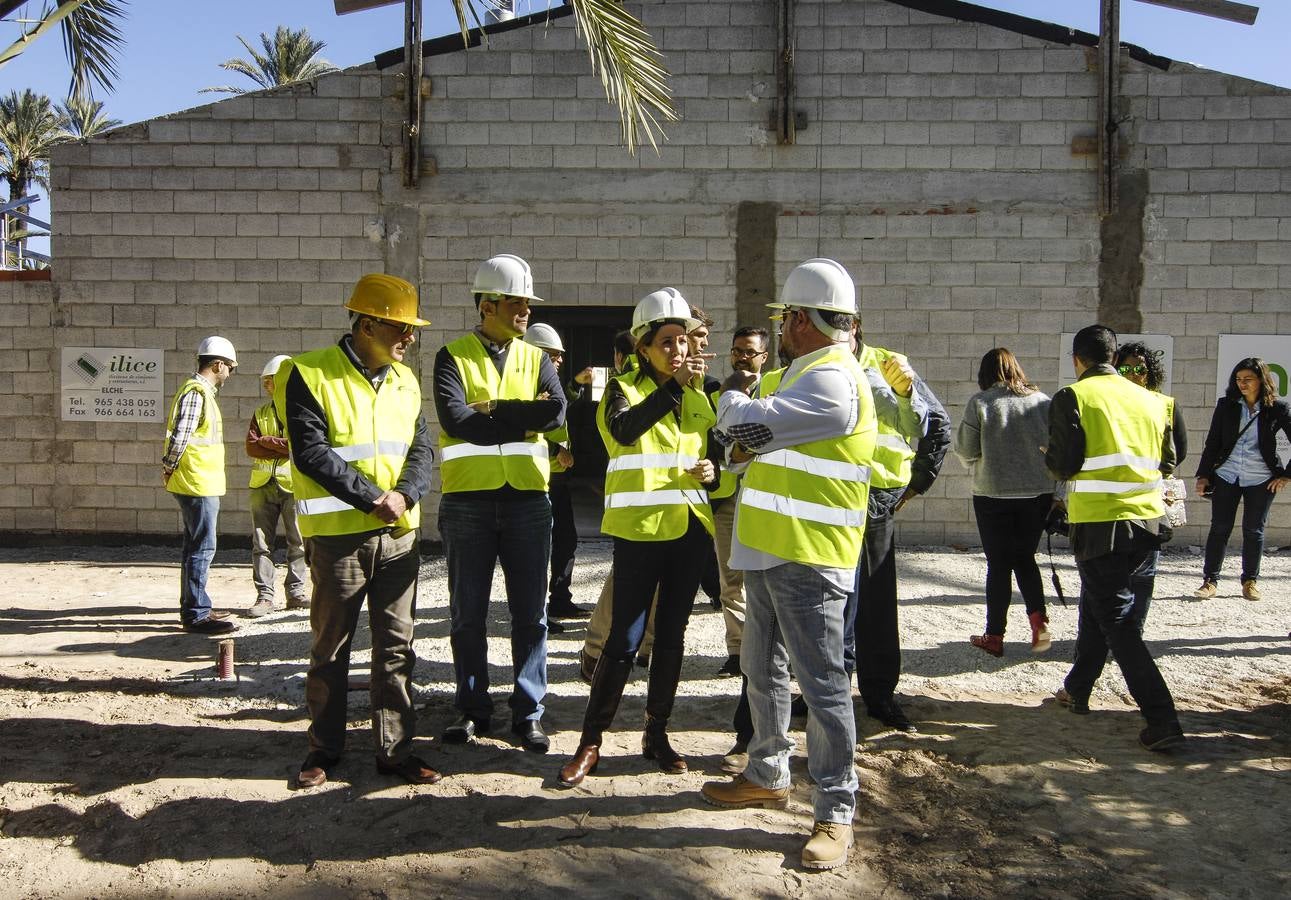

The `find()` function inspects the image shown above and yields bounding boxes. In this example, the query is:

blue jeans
[743,563,857,825]
[174,493,218,625]
[1202,476,1275,583]
[441,493,551,724]
[1064,529,1178,730]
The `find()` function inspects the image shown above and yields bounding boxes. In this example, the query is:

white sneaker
[801,820,853,870]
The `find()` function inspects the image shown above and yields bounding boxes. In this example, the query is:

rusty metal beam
[402,0,424,188]
[1098,0,1120,217]
[775,0,795,145]
[1131,0,1258,26]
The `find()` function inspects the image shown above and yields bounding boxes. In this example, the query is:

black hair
[1114,341,1166,392]
[733,326,769,347]
[1071,324,1117,367]
[612,329,635,358]
[1225,357,1281,408]
[818,309,855,333]
[197,355,222,370]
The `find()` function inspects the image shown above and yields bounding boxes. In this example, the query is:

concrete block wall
[7,0,1289,546]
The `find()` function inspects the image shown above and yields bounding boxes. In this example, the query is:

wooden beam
[334,0,401,14]
[1131,0,1258,26]
[1098,0,1121,217]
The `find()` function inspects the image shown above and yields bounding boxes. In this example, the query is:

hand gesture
[880,355,916,398]
[574,367,594,386]
[556,447,574,469]
[720,370,758,396]
[685,459,715,483]
[1195,476,1210,496]
[371,490,409,524]
[673,353,714,389]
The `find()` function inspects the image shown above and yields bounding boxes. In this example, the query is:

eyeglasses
[731,348,768,359]
[371,317,416,336]
[1117,364,1146,376]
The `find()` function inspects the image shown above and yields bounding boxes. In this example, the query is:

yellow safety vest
[439,334,550,493]
[289,344,421,537]
[248,400,293,491]
[165,376,225,497]
[857,344,916,490]
[599,371,716,541]
[737,347,877,568]
[708,386,738,501]
[1066,374,1167,524]
[547,420,571,475]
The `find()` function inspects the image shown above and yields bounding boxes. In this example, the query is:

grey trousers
[250,481,307,603]
[304,529,419,763]
[712,499,746,655]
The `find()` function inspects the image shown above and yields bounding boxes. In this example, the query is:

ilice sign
[61,347,164,422]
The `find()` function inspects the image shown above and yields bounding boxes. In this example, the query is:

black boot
[558,655,634,788]
[641,647,688,774]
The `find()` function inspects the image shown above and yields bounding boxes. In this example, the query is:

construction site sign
[61,347,164,422]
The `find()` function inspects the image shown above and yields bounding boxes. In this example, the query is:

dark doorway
[529,305,633,538]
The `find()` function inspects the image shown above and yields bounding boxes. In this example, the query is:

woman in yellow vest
[558,288,719,788]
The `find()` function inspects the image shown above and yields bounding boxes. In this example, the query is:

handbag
[1161,476,1187,528]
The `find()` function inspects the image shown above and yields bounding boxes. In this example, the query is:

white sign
[61,347,164,422]
[1058,333,1174,390]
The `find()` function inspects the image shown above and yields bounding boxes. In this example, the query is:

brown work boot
[1242,579,1261,601]
[1193,580,1217,599]
[801,820,854,870]
[557,744,600,788]
[970,633,1004,657]
[701,774,789,810]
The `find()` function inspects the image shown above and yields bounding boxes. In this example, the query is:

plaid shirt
[162,374,211,472]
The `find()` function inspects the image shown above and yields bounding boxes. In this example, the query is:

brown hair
[977,347,1035,396]
[1225,357,1281,408]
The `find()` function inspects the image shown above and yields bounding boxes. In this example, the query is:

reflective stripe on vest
[289,344,421,537]
[439,334,550,493]
[248,400,292,491]
[737,346,877,569]
[598,372,716,541]
[165,376,225,497]
[1065,374,1167,523]
[857,344,916,489]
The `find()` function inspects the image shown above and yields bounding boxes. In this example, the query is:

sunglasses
[1117,364,1147,376]
[370,317,417,336]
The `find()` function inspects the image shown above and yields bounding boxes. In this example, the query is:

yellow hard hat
[345,274,431,327]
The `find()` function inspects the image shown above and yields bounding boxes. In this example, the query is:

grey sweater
[954,384,1055,499]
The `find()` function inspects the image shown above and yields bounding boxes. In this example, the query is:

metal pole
[1098,0,1120,216]
[403,0,423,188]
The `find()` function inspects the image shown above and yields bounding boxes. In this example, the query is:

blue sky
[4,0,1288,253]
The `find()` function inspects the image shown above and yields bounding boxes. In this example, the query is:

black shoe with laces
[866,698,916,733]
[716,654,741,678]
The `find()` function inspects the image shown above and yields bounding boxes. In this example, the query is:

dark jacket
[1196,396,1291,481]
[908,376,951,496]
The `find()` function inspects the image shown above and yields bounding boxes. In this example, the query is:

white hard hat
[768,258,858,316]
[261,354,292,378]
[523,323,565,353]
[472,253,543,303]
[197,335,238,365]
[630,287,700,339]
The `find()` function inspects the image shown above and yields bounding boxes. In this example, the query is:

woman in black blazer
[1194,357,1291,600]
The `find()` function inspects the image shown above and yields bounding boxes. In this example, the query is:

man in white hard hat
[701,259,877,872]
[523,323,590,628]
[244,354,309,618]
[162,336,239,635]
[287,273,439,790]
[434,254,566,754]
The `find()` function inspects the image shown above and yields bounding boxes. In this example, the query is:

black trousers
[972,493,1051,635]
[547,474,578,606]
[846,487,901,707]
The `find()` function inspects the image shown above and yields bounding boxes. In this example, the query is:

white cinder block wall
[6,0,1287,545]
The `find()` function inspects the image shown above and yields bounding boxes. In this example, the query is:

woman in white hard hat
[557,288,720,788]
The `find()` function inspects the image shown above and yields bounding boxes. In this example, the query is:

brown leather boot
[555,655,633,788]
[641,647,688,773]
[558,743,600,787]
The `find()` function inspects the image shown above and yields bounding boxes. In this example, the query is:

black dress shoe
[548,618,566,635]
[296,750,339,789]
[377,753,443,784]
[867,698,916,733]
[790,694,809,719]
[184,616,237,635]
[548,600,590,619]
[442,715,490,744]
[1139,722,1185,752]
[512,720,550,754]
[636,653,650,669]
[716,654,741,677]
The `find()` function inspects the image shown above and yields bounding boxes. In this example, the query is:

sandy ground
[0,540,1288,899]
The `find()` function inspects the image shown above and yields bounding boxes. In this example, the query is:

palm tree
[0,89,67,262]
[56,94,122,139]
[202,25,340,95]
[0,1,128,101]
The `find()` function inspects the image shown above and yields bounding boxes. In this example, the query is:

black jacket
[908,376,951,496]
[1196,396,1291,481]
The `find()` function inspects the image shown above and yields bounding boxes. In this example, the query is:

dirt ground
[0,541,1287,899]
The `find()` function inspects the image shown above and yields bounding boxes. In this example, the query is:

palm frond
[203,25,339,95]
[566,0,676,154]
[59,0,128,100]
[56,94,122,138]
